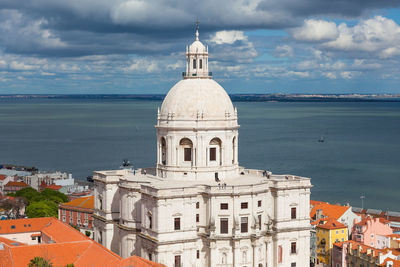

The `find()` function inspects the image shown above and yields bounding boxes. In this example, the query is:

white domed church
[93,28,312,267]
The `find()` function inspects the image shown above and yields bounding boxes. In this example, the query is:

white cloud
[323,16,400,58]
[323,72,337,79]
[124,58,159,73]
[9,61,38,71]
[292,19,338,42]
[274,45,293,57]
[210,31,247,45]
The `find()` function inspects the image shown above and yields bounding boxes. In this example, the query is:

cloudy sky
[0,0,400,94]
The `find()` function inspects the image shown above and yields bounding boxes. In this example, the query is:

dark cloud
[1,0,398,57]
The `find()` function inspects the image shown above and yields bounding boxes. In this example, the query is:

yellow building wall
[316,227,347,265]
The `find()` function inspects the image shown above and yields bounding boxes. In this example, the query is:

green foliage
[40,188,69,203]
[14,187,69,218]
[85,231,91,237]
[15,187,39,202]
[25,201,58,218]
[64,264,74,267]
[28,257,53,267]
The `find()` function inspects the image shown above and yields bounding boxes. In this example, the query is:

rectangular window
[85,213,88,219]
[291,263,296,267]
[148,253,152,261]
[62,209,66,215]
[149,215,152,229]
[220,203,228,210]
[193,59,196,69]
[241,202,248,209]
[175,255,181,267]
[196,202,199,209]
[258,214,262,230]
[220,218,228,234]
[62,216,66,222]
[197,250,200,259]
[174,218,181,230]
[184,148,192,161]
[278,245,282,263]
[241,217,248,233]
[291,242,297,254]
[258,200,262,207]
[209,147,216,161]
[196,214,199,223]
[199,59,202,69]
[291,207,297,219]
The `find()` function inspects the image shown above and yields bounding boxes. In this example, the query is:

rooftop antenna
[360,194,366,210]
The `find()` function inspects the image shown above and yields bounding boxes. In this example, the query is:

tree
[25,201,58,218]
[28,257,53,267]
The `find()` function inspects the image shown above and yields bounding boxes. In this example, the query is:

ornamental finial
[195,18,199,41]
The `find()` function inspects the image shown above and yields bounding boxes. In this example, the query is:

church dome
[189,40,206,53]
[160,79,235,120]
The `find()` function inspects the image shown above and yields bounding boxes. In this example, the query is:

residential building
[311,202,360,235]
[0,217,164,267]
[93,27,312,267]
[332,240,400,267]
[353,207,400,234]
[352,216,393,249]
[0,174,13,193]
[23,171,74,190]
[314,218,348,265]
[3,181,30,194]
[59,195,94,238]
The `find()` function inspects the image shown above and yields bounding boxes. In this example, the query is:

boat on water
[318,136,325,142]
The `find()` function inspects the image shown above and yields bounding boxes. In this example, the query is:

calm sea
[0,99,399,211]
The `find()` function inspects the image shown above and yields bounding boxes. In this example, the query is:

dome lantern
[184,25,211,79]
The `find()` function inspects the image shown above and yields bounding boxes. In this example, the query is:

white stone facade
[93,28,312,267]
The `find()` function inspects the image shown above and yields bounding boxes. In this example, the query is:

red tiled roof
[310,203,350,220]
[0,217,52,234]
[60,195,94,210]
[0,175,7,181]
[381,258,400,267]
[44,184,62,191]
[310,200,327,206]
[4,181,30,187]
[0,218,164,267]
[315,218,347,230]
[355,216,390,226]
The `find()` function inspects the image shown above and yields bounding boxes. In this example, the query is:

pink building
[352,216,393,249]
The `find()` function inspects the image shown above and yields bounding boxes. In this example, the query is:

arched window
[160,137,166,165]
[180,138,193,163]
[209,138,222,165]
[193,59,196,69]
[199,59,202,69]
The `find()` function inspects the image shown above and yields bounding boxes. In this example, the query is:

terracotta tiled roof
[316,218,347,230]
[355,216,390,226]
[0,217,52,234]
[4,181,30,187]
[0,218,164,267]
[381,258,400,267]
[310,200,327,207]
[310,203,350,220]
[44,184,62,191]
[0,174,6,180]
[388,234,400,238]
[61,195,94,210]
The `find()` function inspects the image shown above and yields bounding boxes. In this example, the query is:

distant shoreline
[1,94,400,102]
